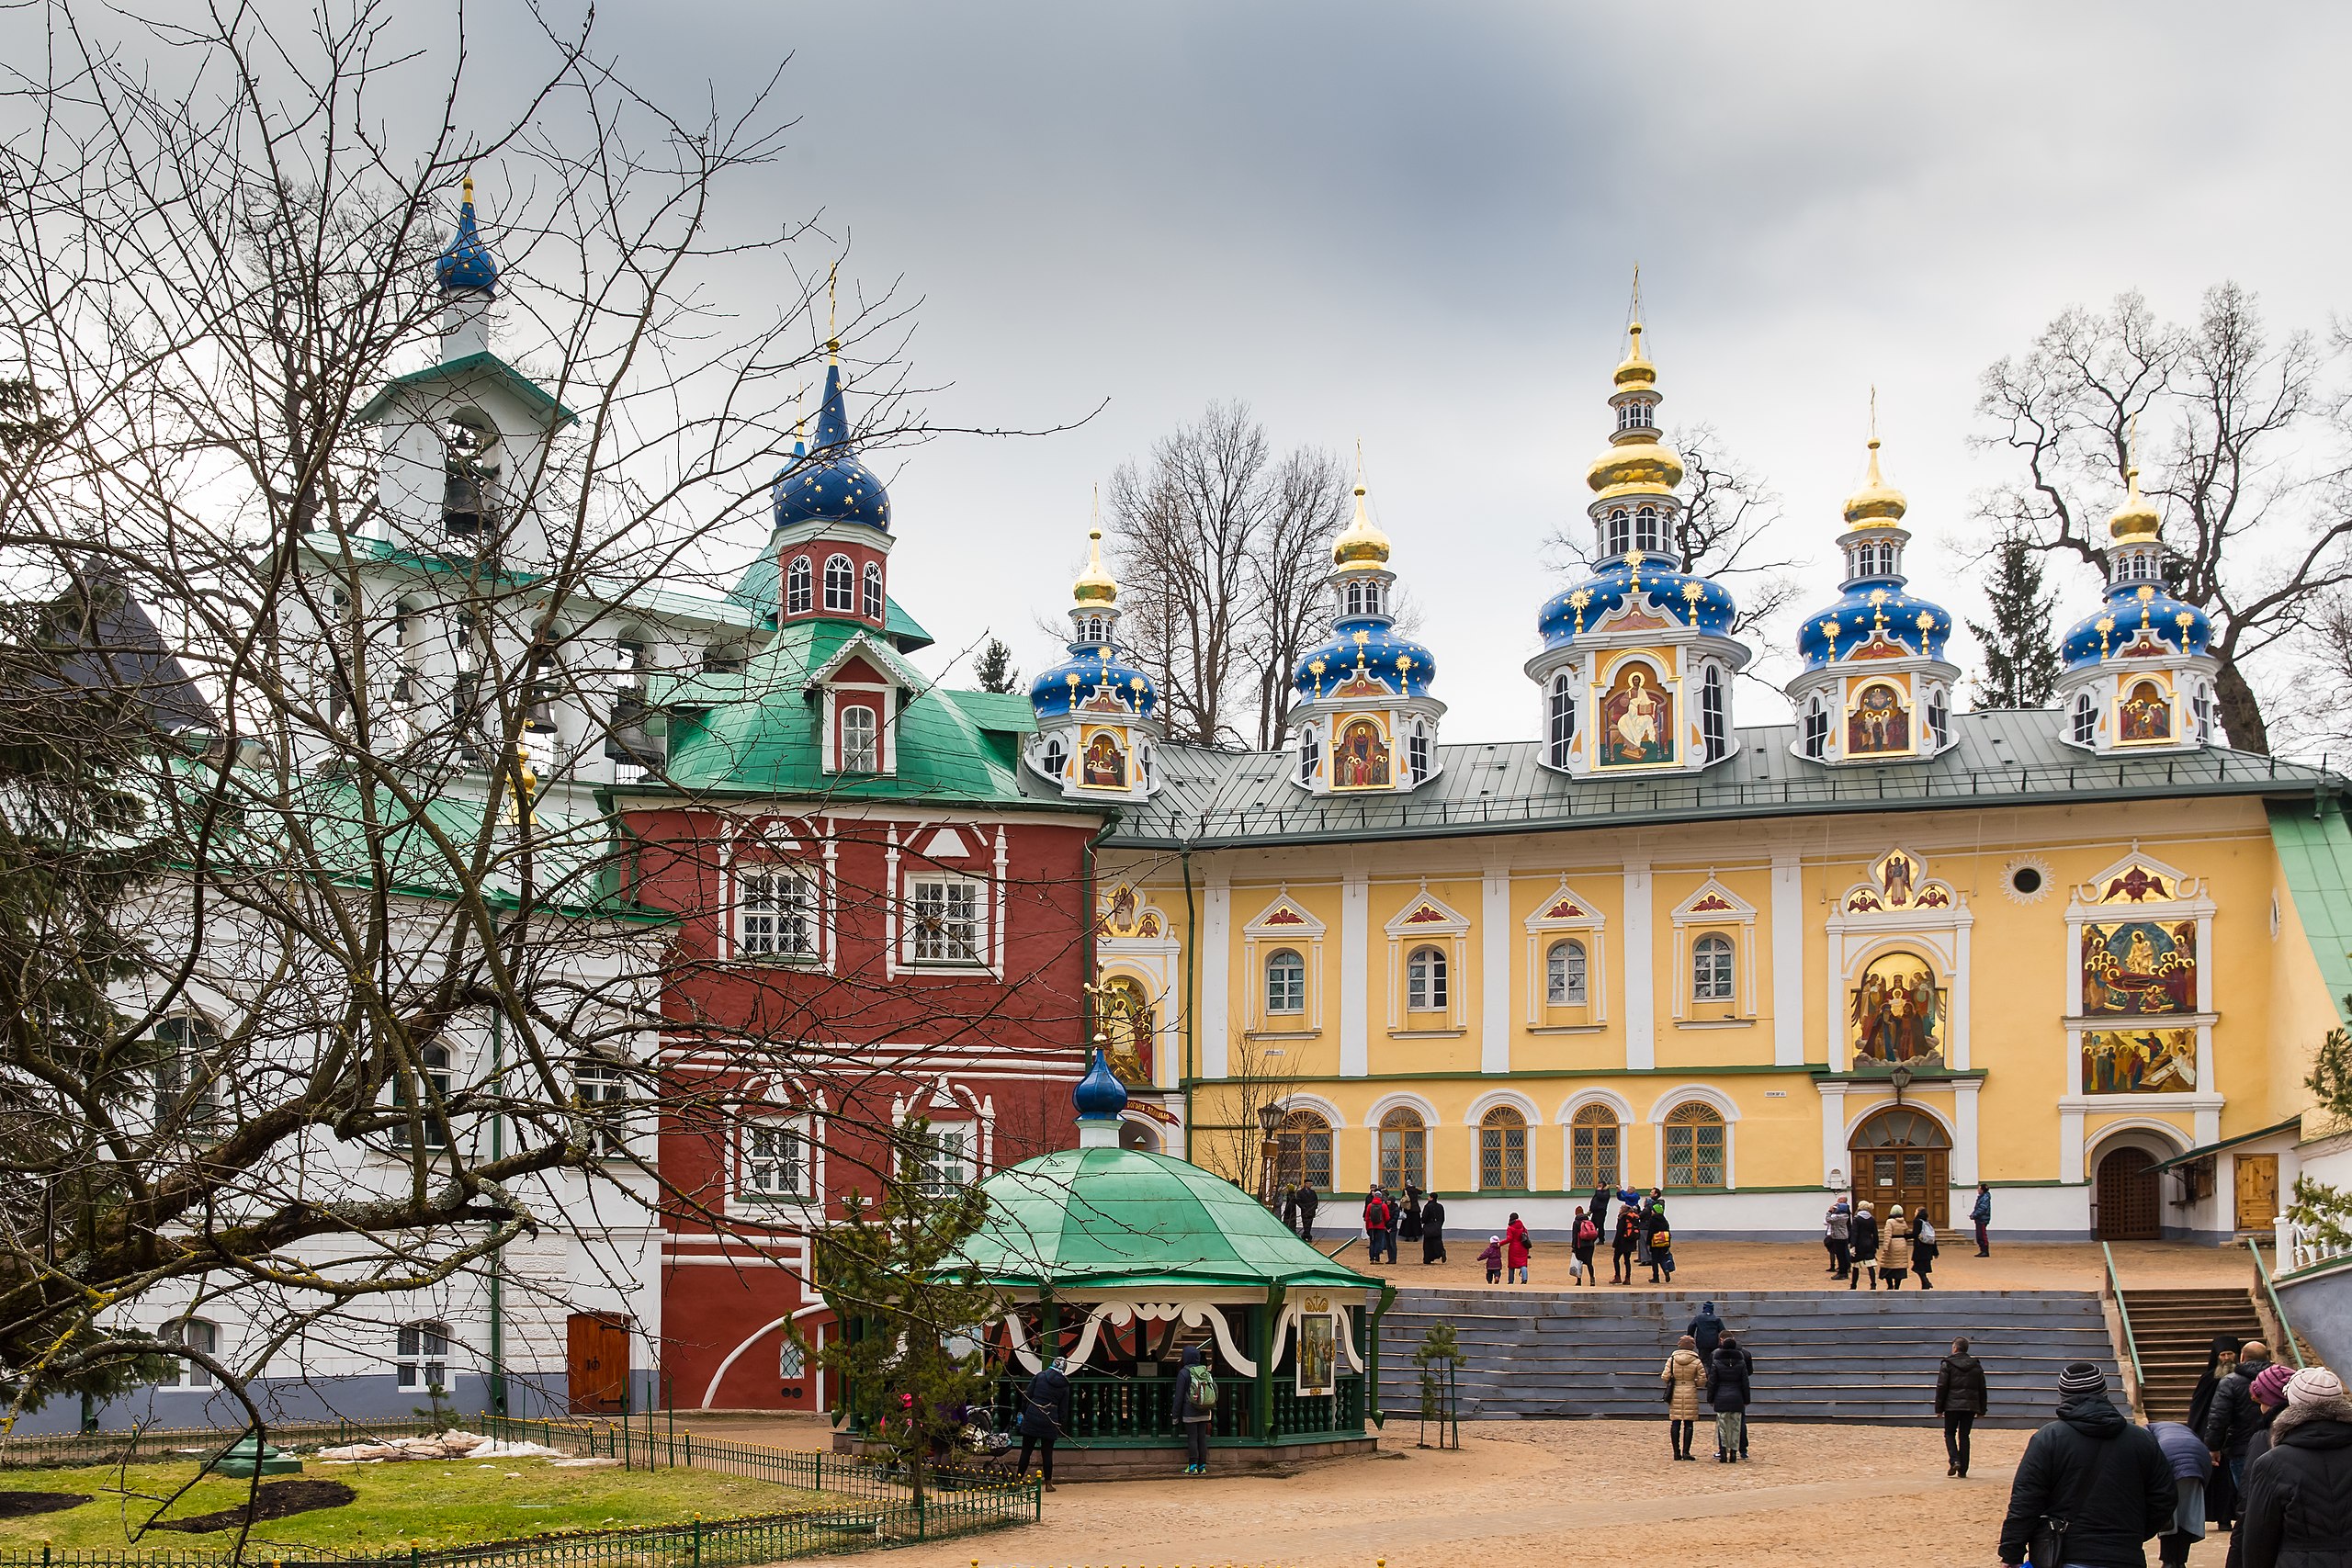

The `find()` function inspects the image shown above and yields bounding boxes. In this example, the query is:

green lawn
[0,1459,823,1552]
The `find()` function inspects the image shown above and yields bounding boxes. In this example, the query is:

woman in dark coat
[2234,1367,2352,1568]
[1398,1188,1424,1246]
[1015,1355,1071,1490]
[2188,1335,2243,1528]
[1419,1195,1446,1263]
[1705,1334,1751,1462]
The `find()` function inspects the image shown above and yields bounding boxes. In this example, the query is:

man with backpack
[1611,1204,1641,1284]
[1174,1345,1217,1474]
[1362,1187,1393,1265]
[1996,1362,2172,1568]
[1643,1201,1676,1282]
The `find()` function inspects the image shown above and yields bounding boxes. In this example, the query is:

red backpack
[1576,1218,1600,1247]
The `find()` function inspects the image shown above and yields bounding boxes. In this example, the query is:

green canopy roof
[953,1147,1376,1293]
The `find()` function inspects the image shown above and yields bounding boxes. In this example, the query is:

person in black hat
[1997,1362,2171,1568]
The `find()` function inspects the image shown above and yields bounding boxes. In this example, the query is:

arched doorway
[2095,1145,2162,1240]
[1118,1119,1160,1155]
[1849,1108,1951,1227]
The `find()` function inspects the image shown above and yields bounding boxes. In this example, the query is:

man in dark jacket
[1704,1335,1751,1463]
[1294,1180,1319,1243]
[2205,1340,2275,1495]
[2238,1365,2352,1568]
[1687,1301,1726,1364]
[1848,1201,1881,1291]
[1934,1335,1990,1477]
[1589,1183,1613,1239]
[1998,1362,2172,1568]
[1015,1356,1071,1491]
[1971,1181,1994,1256]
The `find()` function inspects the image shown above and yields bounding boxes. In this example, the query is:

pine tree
[973,637,1019,694]
[1966,536,2062,708]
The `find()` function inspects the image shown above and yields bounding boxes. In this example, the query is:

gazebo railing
[990,1371,1363,1446]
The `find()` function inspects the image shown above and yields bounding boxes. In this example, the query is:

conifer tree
[1966,536,2062,708]
[973,637,1019,694]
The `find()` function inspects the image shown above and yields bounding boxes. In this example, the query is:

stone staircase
[1379,1287,2122,1428]
[2120,1286,2264,1422]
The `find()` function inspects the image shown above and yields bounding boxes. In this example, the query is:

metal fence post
[692,1515,701,1568]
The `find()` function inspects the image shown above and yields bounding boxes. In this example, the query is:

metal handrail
[2102,1241,2146,1400]
[2247,1236,2310,1370]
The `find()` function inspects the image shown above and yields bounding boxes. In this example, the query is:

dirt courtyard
[800,1420,2232,1568]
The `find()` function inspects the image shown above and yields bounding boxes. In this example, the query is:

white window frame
[1408,722,1430,784]
[1405,943,1448,1012]
[1547,673,1577,768]
[1546,938,1588,1006]
[910,1121,975,1195]
[736,863,819,961]
[822,553,855,613]
[862,561,885,619]
[391,1042,454,1149]
[1041,735,1068,778]
[2073,690,2098,744]
[1803,695,1830,759]
[1701,663,1727,761]
[786,556,813,615]
[1603,509,1630,557]
[1634,504,1662,555]
[574,1057,631,1156]
[1692,933,1736,1001]
[1297,724,1320,785]
[1265,948,1307,1014]
[153,1013,223,1134]
[905,875,987,966]
[839,705,879,772]
[742,1114,817,1201]
[161,1316,219,1390]
[395,1320,453,1392]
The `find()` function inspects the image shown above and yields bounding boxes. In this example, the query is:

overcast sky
[294,6,2352,741]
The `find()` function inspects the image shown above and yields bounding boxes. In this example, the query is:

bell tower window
[1803,695,1829,760]
[2072,690,2097,744]
[823,554,855,613]
[1634,505,1663,555]
[862,561,884,619]
[1297,725,1320,785]
[786,556,812,615]
[1603,509,1631,558]
[1547,673,1578,768]
[1408,721,1430,784]
[1701,663,1727,762]
[1615,400,1654,432]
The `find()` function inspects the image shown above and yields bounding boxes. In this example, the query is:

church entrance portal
[1849,1108,1950,1228]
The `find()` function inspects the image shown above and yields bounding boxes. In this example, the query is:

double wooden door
[2095,1147,2161,1240]
[1855,1147,1949,1228]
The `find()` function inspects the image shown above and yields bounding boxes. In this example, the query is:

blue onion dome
[770,359,891,531]
[1795,436,1953,669]
[1294,621,1438,701]
[2061,466,2211,671]
[435,177,499,294]
[1030,643,1160,720]
[1536,555,1737,654]
[1072,1047,1127,1118]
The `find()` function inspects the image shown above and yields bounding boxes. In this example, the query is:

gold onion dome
[1331,481,1392,568]
[2109,465,2161,542]
[1587,319,1684,498]
[1842,437,1908,527]
[1072,527,1119,604]
[1613,320,1658,389]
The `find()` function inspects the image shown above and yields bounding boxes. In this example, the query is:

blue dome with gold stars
[1798,584,1955,668]
[1536,557,1737,654]
[1294,617,1438,702]
[435,180,498,294]
[1031,640,1160,722]
[2062,580,2211,671]
[772,361,891,531]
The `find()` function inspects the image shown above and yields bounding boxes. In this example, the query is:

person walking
[2146,1418,2211,1568]
[2236,1365,2352,1568]
[1504,1213,1532,1284]
[1398,1188,1424,1254]
[1419,1193,1447,1265]
[1706,1333,1752,1462]
[1570,1205,1600,1285]
[1825,1194,1853,1279]
[1996,1362,2172,1568]
[2188,1336,2244,1530]
[1971,1181,1993,1257]
[1912,1213,1939,1291]
[1877,1203,1914,1290]
[1848,1201,1881,1291]
[1478,1234,1504,1284]
[1612,1204,1640,1284]
[1015,1354,1071,1492]
[1688,1300,1727,1365]
[1362,1187,1393,1265]
[1644,1201,1676,1283]
[2205,1338,2276,1511]
[1934,1335,1988,1477]
[1173,1345,1216,1475]
[1279,1183,1298,1238]
[1294,1179,1320,1245]
[1590,1182,1614,1240]
[1661,1333,1705,1461]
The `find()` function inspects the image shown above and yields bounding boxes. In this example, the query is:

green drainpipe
[1366,1282,1396,1430]
[486,1006,506,1419]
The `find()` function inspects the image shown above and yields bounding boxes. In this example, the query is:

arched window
[1692,934,1735,1002]
[840,705,878,771]
[1345,580,1369,617]
[862,561,884,619]
[1925,688,1950,749]
[1701,664,1727,761]
[1616,400,1653,432]
[1603,509,1631,557]
[1547,673,1578,768]
[1274,1108,1333,1193]
[161,1316,219,1389]
[1298,725,1320,785]
[392,1042,453,1149]
[786,556,813,615]
[1479,1106,1528,1190]
[2072,690,2098,744]
[2191,682,2213,738]
[1083,615,1105,643]
[1570,1103,1620,1190]
[1664,1101,1727,1188]
[1379,1107,1427,1193]
[823,554,855,612]
[1803,694,1830,760]
[1041,736,1067,777]
[1265,949,1306,1015]
[153,1014,223,1133]
[1634,504,1663,554]
[1406,944,1448,1011]
[1545,939,1588,1006]
[1408,721,1431,784]
[395,1320,453,1392]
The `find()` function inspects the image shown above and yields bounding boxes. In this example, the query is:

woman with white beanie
[2234,1364,2352,1568]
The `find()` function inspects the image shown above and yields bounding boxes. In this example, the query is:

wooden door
[1853,1147,1949,1227]
[2234,1155,2280,1232]
[566,1312,631,1415]
[2096,1147,2161,1240]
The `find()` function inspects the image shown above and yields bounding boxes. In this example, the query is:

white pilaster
[1623,861,1654,1069]
[1951,906,1973,1070]
[1481,862,1510,1075]
[1340,868,1369,1077]
[2059,1108,2086,1184]
[1770,852,1804,1066]
[1819,1083,1849,1185]
[1952,1078,1981,1185]
[1201,871,1232,1079]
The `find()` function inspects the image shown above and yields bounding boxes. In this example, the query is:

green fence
[0,1421,450,1472]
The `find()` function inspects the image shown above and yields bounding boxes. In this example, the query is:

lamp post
[1255,1100,1283,1208]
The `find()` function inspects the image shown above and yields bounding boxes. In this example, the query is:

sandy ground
[1342,1237,2254,1292]
[780,1421,2234,1568]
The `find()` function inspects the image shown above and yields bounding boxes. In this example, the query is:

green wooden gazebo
[955,1055,1390,1475]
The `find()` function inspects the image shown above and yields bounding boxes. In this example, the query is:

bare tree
[1249,446,1350,750]
[1973,285,2347,753]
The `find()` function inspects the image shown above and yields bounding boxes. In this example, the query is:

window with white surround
[743,1117,815,1199]
[2191,682,2213,737]
[1408,722,1430,784]
[737,866,817,959]
[1546,939,1588,1005]
[161,1317,218,1389]
[1603,509,1631,557]
[1266,949,1306,1014]
[390,1043,453,1149]
[1548,673,1577,767]
[574,1058,630,1155]
[1082,615,1105,643]
[395,1320,452,1392]
[1297,725,1319,784]
[1803,695,1829,759]
[1701,664,1727,761]
[910,1122,973,1194]
[2073,691,2097,744]
[153,1014,224,1134]
[1041,736,1068,777]
[862,561,884,619]
[1925,689,1949,749]
[908,877,984,964]
[839,705,878,772]
[1634,504,1663,555]
[1664,1101,1727,1188]
[823,554,855,612]
[786,556,812,615]
[1691,934,1735,1001]
[1406,945,1448,1011]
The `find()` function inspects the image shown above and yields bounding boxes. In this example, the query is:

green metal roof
[2151,1115,2305,1172]
[936,689,1036,735]
[355,350,580,428]
[2270,800,2352,1026]
[954,1146,1377,1292]
[1109,708,2346,849]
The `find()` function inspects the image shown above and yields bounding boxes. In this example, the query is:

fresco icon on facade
[2118,679,2173,744]
[1598,665,1672,767]
[2083,919,2197,1015]
[1333,716,1390,788]
[1849,950,1946,1070]
[2083,1028,2196,1093]
[1847,679,1912,756]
